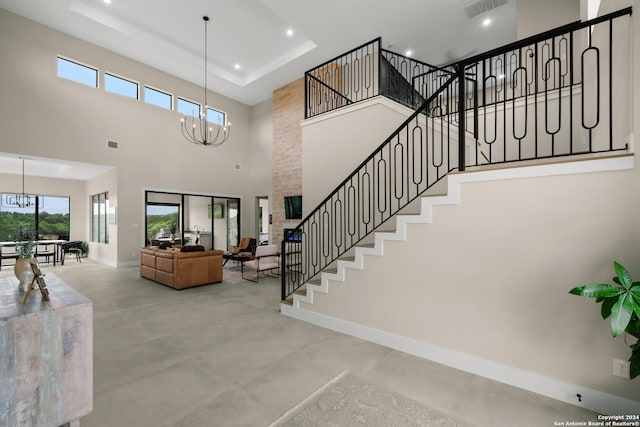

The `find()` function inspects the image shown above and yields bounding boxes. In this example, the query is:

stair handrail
[305,37,382,119]
[285,7,633,301]
[306,74,353,105]
[457,7,631,69]
[282,73,458,300]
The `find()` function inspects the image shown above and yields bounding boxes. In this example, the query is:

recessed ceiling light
[104,0,111,3]
[286,29,294,37]
[405,50,413,57]
[234,64,240,70]
[483,18,491,27]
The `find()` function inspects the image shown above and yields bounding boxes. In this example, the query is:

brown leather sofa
[140,247,223,289]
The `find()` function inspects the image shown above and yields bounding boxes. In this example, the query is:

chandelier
[180,16,231,147]
[5,158,35,208]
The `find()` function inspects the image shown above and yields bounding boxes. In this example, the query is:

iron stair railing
[282,74,458,300]
[305,38,447,119]
[284,7,632,301]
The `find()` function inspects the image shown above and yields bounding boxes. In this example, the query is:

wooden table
[0,273,93,426]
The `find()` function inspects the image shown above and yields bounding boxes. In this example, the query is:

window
[206,107,226,126]
[105,73,139,99]
[145,191,241,251]
[91,192,108,243]
[57,57,98,87]
[146,203,180,246]
[37,196,71,240]
[0,195,70,241]
[177,97,201,118]
[144,86,172,110]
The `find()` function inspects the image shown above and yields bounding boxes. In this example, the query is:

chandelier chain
[179,15,230,147]
[203,16,208,114]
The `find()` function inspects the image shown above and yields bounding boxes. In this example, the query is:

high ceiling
[0,0,517,107]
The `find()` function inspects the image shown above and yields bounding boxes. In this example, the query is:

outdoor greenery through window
[146,203,180,245]
[91,192,108,243]
[57,57,98,88]
[0,195,70,241]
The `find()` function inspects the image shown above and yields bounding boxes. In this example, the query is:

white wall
[301,97,413,211]
[249,99,274,193]
[0,9,272,266]
[517,0,581,38]
[301,163,640,403]
[293,0,640,408]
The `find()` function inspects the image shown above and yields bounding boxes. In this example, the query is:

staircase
[282,7,632,304]
[279,7,638,413]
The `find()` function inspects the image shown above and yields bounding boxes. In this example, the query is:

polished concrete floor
[3,260,598,426]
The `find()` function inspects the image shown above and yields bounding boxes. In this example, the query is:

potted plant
[14,226,36,291]
[569,261,640,379]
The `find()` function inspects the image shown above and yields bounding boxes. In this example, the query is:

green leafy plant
[15,226,35,259]
[569,261,640,379]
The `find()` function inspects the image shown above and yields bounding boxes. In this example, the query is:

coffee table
[222,252,254,266]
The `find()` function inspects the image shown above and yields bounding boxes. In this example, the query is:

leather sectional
[140,247,223,289]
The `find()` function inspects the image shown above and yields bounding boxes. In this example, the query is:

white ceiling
[0,152,114,181]
[0,0,517,106]
[0,0,517,180]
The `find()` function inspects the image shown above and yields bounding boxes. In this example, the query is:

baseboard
[117,260,138,268]
[280,304,640,415]
[85,255,118,268]
[282,155,638,414]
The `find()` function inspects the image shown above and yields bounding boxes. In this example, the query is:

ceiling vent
[464,0,508,19]
[107,140,119,149]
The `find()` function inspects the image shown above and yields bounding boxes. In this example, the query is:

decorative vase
[14,258,36,292]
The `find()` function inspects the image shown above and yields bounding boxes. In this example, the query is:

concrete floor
[3,260,598,426]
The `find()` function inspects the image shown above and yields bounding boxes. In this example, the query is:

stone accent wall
[272,78,304,246]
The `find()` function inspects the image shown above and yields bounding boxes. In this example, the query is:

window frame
[104,71,140,100]
[91,192,109,244]
[56,56,99,88]
[144,85,173,110]
[177,97,202,118]
[206,107,227,126]
[0,194,70,241]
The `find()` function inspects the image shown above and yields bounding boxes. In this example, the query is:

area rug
[269,371,473,427]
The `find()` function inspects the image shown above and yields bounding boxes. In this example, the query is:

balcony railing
[285,7,632,301]
[305,39,446,118]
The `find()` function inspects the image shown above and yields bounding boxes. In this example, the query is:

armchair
[232,237,256,255]
[241,244,279,282]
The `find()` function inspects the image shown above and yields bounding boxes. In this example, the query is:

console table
[0,273,93,427]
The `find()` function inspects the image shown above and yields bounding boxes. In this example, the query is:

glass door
[184,195,212,249]
[145,192,181,246]
[145,191,240,251]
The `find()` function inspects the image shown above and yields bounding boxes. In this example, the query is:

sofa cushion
[140,251,156,268]
[156,255,174,273]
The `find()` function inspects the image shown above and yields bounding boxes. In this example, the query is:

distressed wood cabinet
[1,273,92,427]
